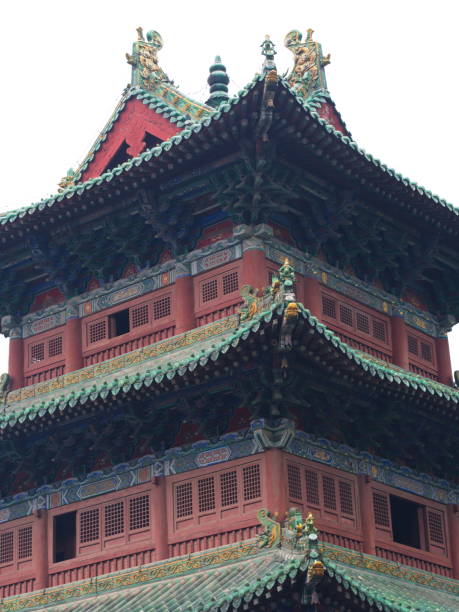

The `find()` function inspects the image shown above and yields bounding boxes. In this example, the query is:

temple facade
[0,28,458,611]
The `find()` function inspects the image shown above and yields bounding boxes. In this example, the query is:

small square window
[201,278,218,303]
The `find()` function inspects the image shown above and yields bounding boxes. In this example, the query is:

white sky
[0,0,458,374]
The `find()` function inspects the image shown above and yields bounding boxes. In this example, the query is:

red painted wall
[81,99,181,182]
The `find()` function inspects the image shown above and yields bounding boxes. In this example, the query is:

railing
[168,525,259,557]
[375,546,452,577]
[319,530,363,552]
[334,331,392,362]
[49,547,156,587]
[196,303,242,327]
[24,364,65,386]
[409,363,439,382]
[0,577,35,598]
[83,326,176,366]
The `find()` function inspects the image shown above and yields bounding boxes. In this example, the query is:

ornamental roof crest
[126,27,172,89]
[285,28,330,98]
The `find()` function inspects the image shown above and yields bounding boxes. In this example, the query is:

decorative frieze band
[0,420,456,524]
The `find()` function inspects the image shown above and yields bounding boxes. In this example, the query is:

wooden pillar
[33,509,49,590]
[391,314,409,370]
[241,240,267,290]
[8,335,24,390]
[303,275,322,319]
[436,335,452,386]
[174,263,196,335]
[447,505,459,579]
[65,312,83,373]
[152,476,169,561]
[264,449,287,520]
[357,475,376,555]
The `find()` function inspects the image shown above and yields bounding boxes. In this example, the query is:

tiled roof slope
[1,75,457,228]
[2,539,458,611]
[3,298,458,433]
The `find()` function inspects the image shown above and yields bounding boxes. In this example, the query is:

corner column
[65,307,83,373]
[241,238,267,290]
[33,509,49,590]
[436,335,452,386]
[391,312,409,370]
[152,476,169,561]
[357,475,376,555]
[6,318,24,390]
[264,449,287,519]
[174,263,196,335]
[303,275,322,319]
[448,505,459,579]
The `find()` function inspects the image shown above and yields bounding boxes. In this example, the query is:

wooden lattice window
[372,491,391,528]
[104,502,124,537]
[48,336,63,358]
[130,303,149,329]
[287,464,302,501]
[427,509,445,545]
[80,508,100,543]
[222,271,239,295]
[407,331,435,367]
[243,464,261,501]
[408,335,418,355]
[153,295,171,320]
[322,295,337,319]
[372,319,387,342]
[305,470,320,506]
[421,341,433,363]
[322,476,337,510]
[339,304,353,327]
[0,531,13,564]
[129,495,150,530]
[356,311,370,334]
[198,477,216,513]
[30,342,45,363]
[201,278,218,303]
[88,319,107,344]
[17,526,32,560]
[338,481,354,516]
[176,482,193,518]
[220,471,238,507]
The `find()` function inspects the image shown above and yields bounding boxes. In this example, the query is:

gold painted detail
[322,544,459,595]
[126,27,171,89]
[6,316,239,405]
[2,542,259,611]
[285,28,330,97]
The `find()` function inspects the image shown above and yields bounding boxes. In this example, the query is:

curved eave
[3,300,459,435]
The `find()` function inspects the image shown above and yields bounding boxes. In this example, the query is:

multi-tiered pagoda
[0,27,458,611]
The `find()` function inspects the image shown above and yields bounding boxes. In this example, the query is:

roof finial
[284,29,330,98]
[126,27,171,89]
[206,56,230,108]
[260,35,277,73]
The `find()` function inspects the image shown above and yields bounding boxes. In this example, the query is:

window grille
[322,476,337,510]
[287,464,302,501]
[421,341,433,363]
[305,470,320,506]
[338,481,354,515]
[176,482,193,518]
[339,304,353,327]
[372,319,387,342]
[18,526,32,559]
[131,303,149,328]
[105,502,124,537]
[198,477,216,513]
[222,271,239,295]
[80,508,100,543]
[373,492,391,527]
[48,336,63,358]
[31,343,45,363]
[407,335,418,355]
[129,495,150,530]
[201,278,218,303]
[322,295,337,319]
[356,311,370,334]
[242,464,261,500]
[0,531,13,564]
[427,510,445,544]
[153,296,171,320]
[220,471,238,507]
[88,320,107,344]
